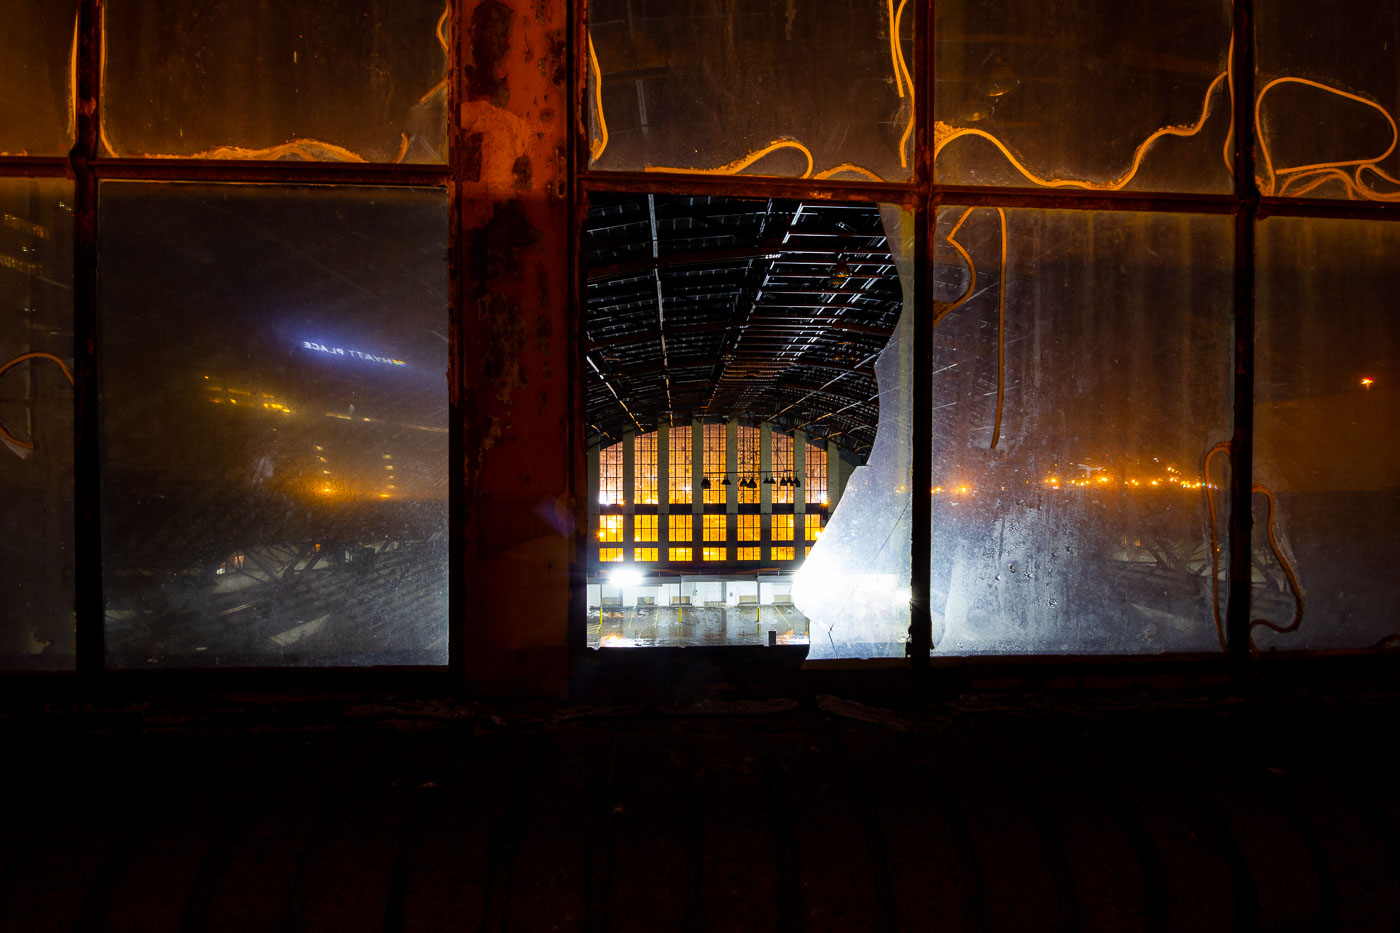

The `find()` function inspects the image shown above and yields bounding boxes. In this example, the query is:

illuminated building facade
[586,420,847,576]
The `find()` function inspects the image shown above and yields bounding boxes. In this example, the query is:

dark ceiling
[583,194,904,458]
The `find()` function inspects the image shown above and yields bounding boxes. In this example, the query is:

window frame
[0,0,465,688]
[572,0,1400,675]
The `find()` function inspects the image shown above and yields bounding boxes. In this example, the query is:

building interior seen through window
[585,195,905,649]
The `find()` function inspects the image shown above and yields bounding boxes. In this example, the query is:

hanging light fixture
[829,255,851,288]
[701,477,712,490]
[721,475,731,486]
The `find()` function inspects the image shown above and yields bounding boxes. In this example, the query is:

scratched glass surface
[927,208,1233,655]
[101,0,447,163]
[0,1,77,156]
[586,0,915,181]
[0,179,74,670]
[1255,2,1400,201]
[1253,219,1400,651]
[932,0,1232,193]
[99,183,448,668]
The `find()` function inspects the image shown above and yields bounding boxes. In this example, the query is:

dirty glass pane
[99,183,448,668]
[102,0,447,163]
[1254,218,1400,650]
[0,1,77,156]
[583,195,908,654]
[933,0,1232,193]
[587,0,915,181]
[928,208,1232,655]
[0,179,74,670]
[1254,2,1400,202]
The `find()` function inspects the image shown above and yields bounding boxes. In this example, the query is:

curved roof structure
[584,194,904,458]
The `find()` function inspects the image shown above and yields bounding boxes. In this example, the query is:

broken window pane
[796,204,913,659]
[1254,218,1400,650]
[928,207,1232,655]
[933,0,1232,193]
[0,179,74,670]
[0,1,77,156]
[1255,2,1400,202]
[587,0,914,181]
[585,195,908,652]
[102,0,448,163]
[98,183,448,668]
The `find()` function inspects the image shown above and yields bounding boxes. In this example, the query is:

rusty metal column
[459,0,572,694]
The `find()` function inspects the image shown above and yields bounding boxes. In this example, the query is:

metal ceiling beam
[587,245,781,281]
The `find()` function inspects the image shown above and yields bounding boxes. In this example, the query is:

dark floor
[3,682,1400,932]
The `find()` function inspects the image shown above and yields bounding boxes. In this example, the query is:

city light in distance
[301,341,407,367]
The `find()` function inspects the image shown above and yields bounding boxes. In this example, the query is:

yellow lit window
[737,513,760,542]
[598,514,623,543]
[599,442,623,505]
[668,427,692,504]
[702,546,726,561]
[737,546,760,561]
[736,425,760,504]
[805,545,813,557]
[805,514,823,541]
[771,546,795,561]
[805,443,828,505]
[634,547,658,562]
[600,547,624,563]
[772,433,794,505]
[703,514,727,542]
[702,424,726,504]
[635,431,658,505]
[772,514,794,542]
[634,514,658,542]
[668,514,691,545]
[669,547,692,562]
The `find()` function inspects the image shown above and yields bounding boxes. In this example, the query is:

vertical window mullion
[908,0,934,666]
[72,0,104,679]
[447,0,467,682]
[1227,0,1260,661]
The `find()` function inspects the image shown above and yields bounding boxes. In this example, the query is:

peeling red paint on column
[459,0,572,694]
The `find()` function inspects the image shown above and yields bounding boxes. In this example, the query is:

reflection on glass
[927,208,1232,655]
[1254,218,1400,650]
[1255,2,1400,201]
[102,0,447,163]
[0,179,74,669]
[587,0,914,180]
[933,0,1231,193]
[99,183,448,667]
[0,1,77,156]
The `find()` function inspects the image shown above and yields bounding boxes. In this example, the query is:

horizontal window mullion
[580,169,920,207]
[90,159,451,187]
[1259,197,1400,222]
[0,157,72,178]
[933,186,1239,214]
